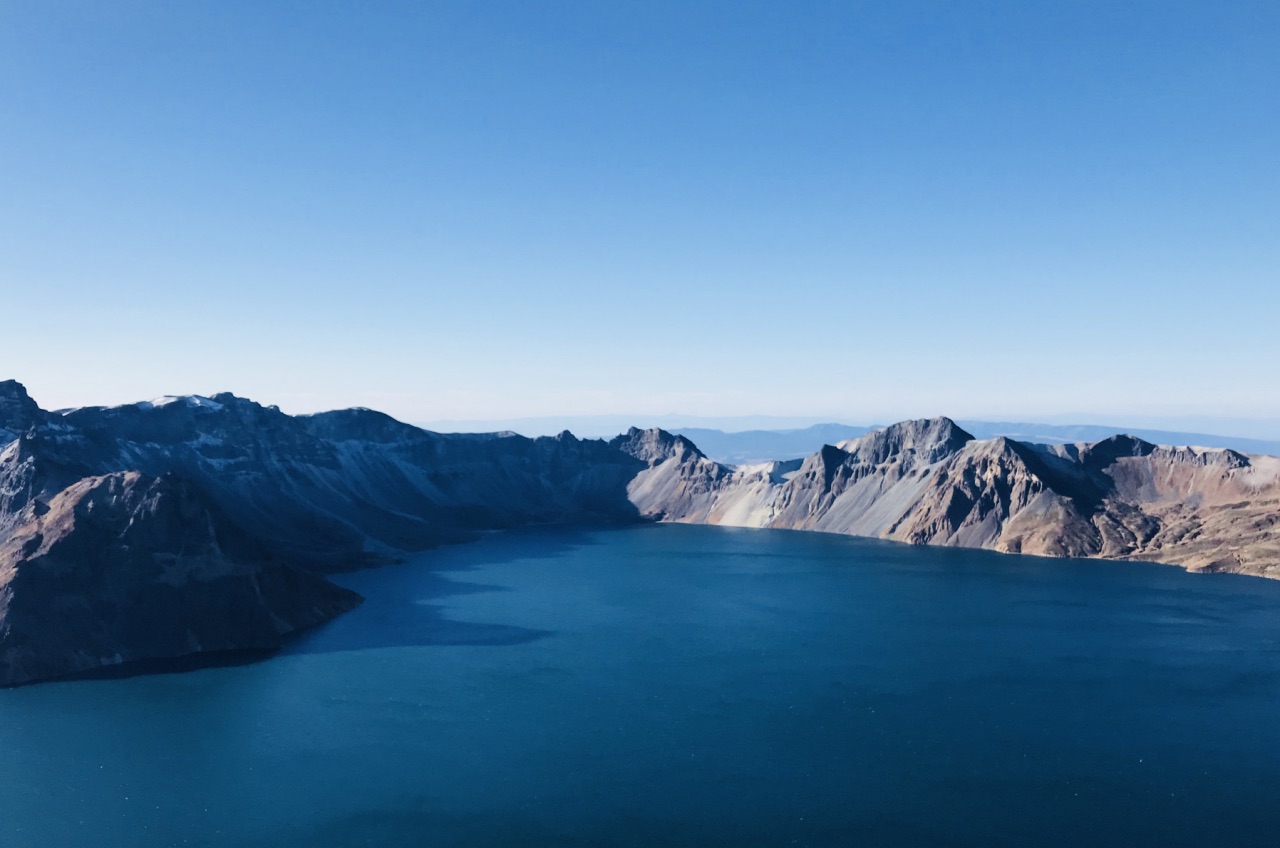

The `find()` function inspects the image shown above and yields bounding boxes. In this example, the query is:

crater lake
[3,524,1279,847]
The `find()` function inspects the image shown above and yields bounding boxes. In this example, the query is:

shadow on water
[14,525,611,686]
[283,524,611,657]
[246,807,608,848]
[39,648,284,686]
[243,798,984,848]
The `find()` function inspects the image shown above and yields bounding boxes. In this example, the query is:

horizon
[3,2,1277,425]
[8,376,1280,443]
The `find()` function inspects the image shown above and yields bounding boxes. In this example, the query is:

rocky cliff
[0,382,644,684]
[29,392,645,570]
[617,419,1280,579]
[0,470,361,686]
[2,380,1278,685]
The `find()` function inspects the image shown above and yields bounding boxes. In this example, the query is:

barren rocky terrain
[3,378,1277,684]
[620,419,1280,579]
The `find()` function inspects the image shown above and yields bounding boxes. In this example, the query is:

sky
[2,1,1277,432]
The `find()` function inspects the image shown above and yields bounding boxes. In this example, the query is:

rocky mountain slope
[0,469,360,686]
[618,419,1280,579]
[12,384,644,570]
[2,378,1278,684]
[0,380,644,684]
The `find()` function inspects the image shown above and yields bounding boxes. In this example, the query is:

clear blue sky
[2,1,1277,429]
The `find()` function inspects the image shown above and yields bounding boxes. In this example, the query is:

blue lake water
[3,524,1280,847]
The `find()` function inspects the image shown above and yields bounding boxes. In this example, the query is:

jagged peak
[208,391,283,412]
[1080,433,1158,466]
[0,382,37,412]
[0,379,44,436]
[1149,444,1252,470]
[1212,447,1250,469]
[837,417,974,465]
[0,379,35,403]
[952,435,1069,487]
[610,427,705,464]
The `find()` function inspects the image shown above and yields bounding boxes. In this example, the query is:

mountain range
[673,422,1280,465]
[3,379,1277,685]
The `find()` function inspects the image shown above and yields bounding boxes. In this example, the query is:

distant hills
[671,424,875,465]
[958,422,1280,458]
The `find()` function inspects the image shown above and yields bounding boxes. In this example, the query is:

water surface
[3,524,1279,846]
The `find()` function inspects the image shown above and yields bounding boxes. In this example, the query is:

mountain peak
[838,417,974,465]
[1080,433,1158,466]
[0,380,44,437]
[0,379,31,398]
[611,427,705,464]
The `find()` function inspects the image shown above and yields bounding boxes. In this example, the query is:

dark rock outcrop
[0,470,360,686]
[0,380,46,441]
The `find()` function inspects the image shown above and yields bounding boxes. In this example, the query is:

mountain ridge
[2,381,1278,685]
[666,420,1280,465]
[629,419,1279,577]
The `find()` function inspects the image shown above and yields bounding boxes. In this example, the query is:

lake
[2,524,1279,846]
